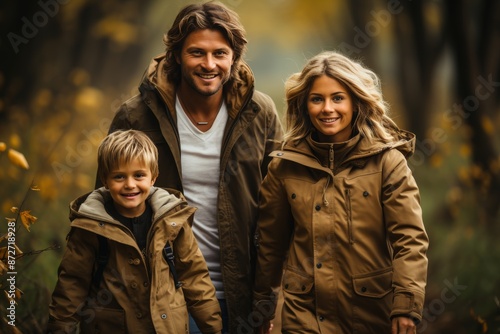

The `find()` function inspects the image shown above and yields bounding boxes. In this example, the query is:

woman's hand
[256,321,273,334]
[391,316,416,334]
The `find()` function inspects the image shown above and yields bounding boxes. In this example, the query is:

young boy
[47,130,222,334]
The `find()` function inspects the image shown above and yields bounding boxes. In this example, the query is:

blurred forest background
[0,0,499,333]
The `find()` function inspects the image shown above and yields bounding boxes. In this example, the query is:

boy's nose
[124,178,135,189]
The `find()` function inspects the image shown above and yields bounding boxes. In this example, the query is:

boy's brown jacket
[254,130,429,333]
[48,187,222,334]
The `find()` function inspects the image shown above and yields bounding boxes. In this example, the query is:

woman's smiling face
[307,75,354,143]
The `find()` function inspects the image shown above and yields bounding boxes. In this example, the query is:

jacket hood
[69,187,184,223]
[141,53,255,120]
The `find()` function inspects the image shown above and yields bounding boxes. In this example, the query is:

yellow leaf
[0,260,7,275]
[3,290,16,304]
[430,154,443,168]
[0,142,6,152]
[30,185,41,191]
[20,210,37,232]
[9,134,21,148]
[15,287,24,299]
[10,207,19,213]
[8,148,29,170]
[481,116,494,135]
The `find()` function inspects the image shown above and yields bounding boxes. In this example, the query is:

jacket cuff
[391,292,424,322]
[252,293,278,322]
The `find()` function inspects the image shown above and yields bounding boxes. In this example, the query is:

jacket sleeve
[381,149,429,322]
[253,159,293,321]
[47,228,98,333]
[171,207,223,334]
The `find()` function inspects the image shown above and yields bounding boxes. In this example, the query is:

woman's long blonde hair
[284,51,399,144]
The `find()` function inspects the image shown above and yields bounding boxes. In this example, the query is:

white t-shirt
[176,96,227,299]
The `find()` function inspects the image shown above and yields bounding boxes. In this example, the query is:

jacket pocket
[282,266,314,294]
[281,266,317,331]
[352,267,393,298]
[80,307,126,333]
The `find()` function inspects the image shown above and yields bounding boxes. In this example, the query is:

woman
[253,51,429,334]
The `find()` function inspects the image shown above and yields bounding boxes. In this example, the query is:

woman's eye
[310,96,322,103]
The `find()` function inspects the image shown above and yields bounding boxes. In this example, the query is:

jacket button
[315,205,321,211]
[363,191,369,197]
[143,282,149,287]
[361,287,367,292]
[136,312,143,319]
[319,316,324,321]
[284,284,289,289]
[131,282,138,289]
[133,258,140,265]
[291,193,296,199]
[277,152,284,156]
[161,313,167,319]
[316,263,322,269]
[301,285,306,291]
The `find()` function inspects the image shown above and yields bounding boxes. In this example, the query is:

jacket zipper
[329,144,334,170]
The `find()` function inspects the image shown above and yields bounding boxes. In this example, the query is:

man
[102,2,283,333]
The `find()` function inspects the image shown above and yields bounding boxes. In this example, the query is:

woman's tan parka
[48,187,222,334]
[254,130,429,333]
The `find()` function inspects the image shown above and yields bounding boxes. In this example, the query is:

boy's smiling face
[104,159,156,218]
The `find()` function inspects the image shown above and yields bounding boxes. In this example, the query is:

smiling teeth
[199,74,216,79]
[322,118,338,123]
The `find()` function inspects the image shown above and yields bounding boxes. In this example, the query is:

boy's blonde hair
[97,130,159,185]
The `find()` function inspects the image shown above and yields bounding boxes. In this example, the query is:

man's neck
[176,86,224,117]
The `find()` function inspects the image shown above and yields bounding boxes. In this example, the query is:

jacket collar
[273,127,416,172]
[70,187,184,224]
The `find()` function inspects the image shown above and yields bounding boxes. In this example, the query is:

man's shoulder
[119,93,146,110]
[250,90,277,113]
